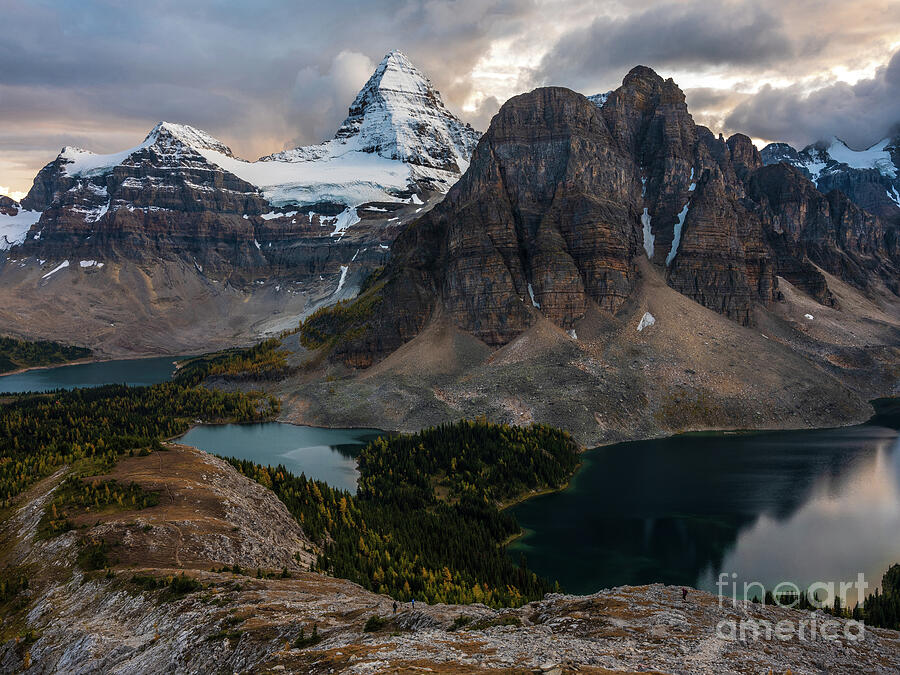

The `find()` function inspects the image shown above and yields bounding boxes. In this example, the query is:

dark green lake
[509,406,900,597]
[0,355,185,393]
[177,423,383,492]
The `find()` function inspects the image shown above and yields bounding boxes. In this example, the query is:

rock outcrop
[0,196,17,217]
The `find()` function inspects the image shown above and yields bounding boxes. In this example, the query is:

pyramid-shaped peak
[324,50,480,172]
[144,121,233,156]
[348,49,435,114]
[382,49,413,66]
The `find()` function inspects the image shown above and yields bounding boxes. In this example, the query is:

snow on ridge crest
[144,121,234,157]
[39,50,480,210]
[763,136,898,181]
[60,122,235,177]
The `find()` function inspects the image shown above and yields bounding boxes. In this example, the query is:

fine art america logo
[714,573,868,642]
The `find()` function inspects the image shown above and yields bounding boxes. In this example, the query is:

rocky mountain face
[0,196,17,216]
[5,51,478,289]
[321,67,898,366]
[0,51,481,353]
[761,136,900,233]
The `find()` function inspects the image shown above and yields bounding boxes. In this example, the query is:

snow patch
[567,329,578,340]
[254,239,261,250]
[826,138,896,178]
[804,313,814,320]
[527,283,541,308]
[336,265,349,294]
[41,260,69,279]
[260,210,297,220]
[0,208,41,249]
[329,207,360,238]
[666,202,690,266]
[641,208,654,259]
[79,260,103,268]
[887,186,900,208]
[637,312,656,332]
[410,193,423,205]
[85,201,110,223]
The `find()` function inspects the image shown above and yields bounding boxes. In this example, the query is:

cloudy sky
[2,0,899,199]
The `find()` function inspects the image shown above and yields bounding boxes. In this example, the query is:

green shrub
[293,624,321,648]
[363,615,386,632]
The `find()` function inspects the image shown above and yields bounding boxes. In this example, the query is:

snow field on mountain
[0,208,41,249]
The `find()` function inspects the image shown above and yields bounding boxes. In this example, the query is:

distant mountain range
[0,50,478,279]
[761,136,900,226]
[0,55,897,418]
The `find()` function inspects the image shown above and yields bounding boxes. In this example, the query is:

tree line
[0,382,278,508]
[227,418,581,607]
[0,336,91,374]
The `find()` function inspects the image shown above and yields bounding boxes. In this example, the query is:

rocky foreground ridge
[2,445,897,674]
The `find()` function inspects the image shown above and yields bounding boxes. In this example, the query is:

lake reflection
[177,423,383,493]
[0,355,185,393]
[509,409,900,597]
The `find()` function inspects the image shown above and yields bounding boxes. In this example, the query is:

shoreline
[0,351,191,378]
[0,356,99,377]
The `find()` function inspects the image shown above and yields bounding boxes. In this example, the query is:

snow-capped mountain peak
[762,136,897,181]
[21,50,481,221]
[761,134,900,224]
[346,49,426,114]
[265,50,480,178]
[144,122,234,156]
[823,137,896,178]
[58,122,234,178]
[587,91,611,108]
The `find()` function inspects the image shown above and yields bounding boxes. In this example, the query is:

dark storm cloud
[534,2,796,93]
[0,0,535,163]
[2,0,900,195]
[725,50,900,148]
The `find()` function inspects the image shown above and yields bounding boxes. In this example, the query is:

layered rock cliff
[315,67,898,366]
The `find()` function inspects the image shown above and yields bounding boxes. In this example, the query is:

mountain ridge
[312,67,898,368]
[761,134,900,232]
[272,66,898,447]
